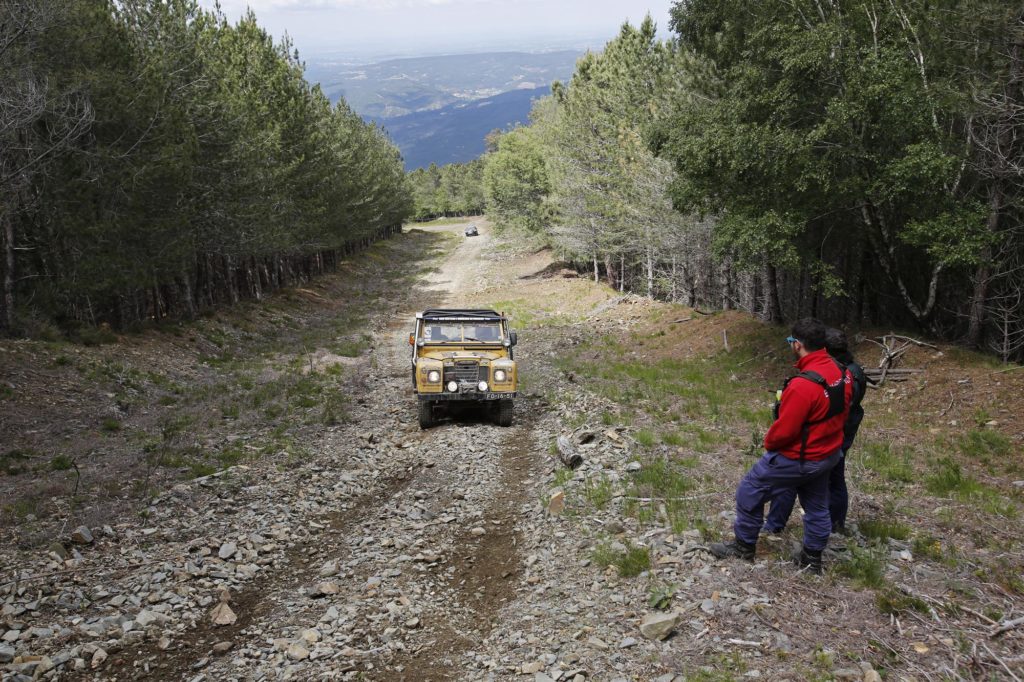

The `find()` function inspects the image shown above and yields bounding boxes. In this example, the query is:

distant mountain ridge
[304,50,577,169]
[311,51,578,119]
[373,86,550,170]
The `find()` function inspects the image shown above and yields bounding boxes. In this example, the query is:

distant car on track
[464,224,479,237]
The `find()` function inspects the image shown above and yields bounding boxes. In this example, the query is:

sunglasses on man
[785,336,799,344]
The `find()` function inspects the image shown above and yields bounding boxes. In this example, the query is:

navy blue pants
[733,450,841,551]
[765,453,849,533]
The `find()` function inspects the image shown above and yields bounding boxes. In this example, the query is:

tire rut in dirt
[106,466,421,681]
[376,407,538,681]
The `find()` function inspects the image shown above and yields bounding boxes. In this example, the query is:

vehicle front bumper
[418,391,516,402]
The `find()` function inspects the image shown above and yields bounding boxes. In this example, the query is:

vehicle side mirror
[408,333,415,346]
[509,330,518,347]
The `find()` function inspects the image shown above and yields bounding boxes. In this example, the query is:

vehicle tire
[418,401,435,429]
[496,399,513,427]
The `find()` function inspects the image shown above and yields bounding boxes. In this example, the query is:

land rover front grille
[445,361,487,384]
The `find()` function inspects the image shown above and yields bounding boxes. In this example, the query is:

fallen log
[864,368,924,376]
[991,615,1024,638]
[556,435,584,470]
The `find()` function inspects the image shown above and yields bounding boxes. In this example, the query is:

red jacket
[764,348,852,461]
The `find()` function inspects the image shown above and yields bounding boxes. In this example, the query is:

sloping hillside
[374,86,549,169]
[313,51,577,117]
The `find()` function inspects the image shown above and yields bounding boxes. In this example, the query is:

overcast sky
[198,0,677,58]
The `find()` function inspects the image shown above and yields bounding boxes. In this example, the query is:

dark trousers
[733,449,841,551]
[765,453,848,532]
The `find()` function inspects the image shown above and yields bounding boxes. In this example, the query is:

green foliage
[858,518,911,542]
[925,458,984,498]
[876,588,930,616]
[407,160,485,221]
[834,546,887,589]
[591,540,651,578]
[957,429,1011,462]
[0,0,412,334]
[1,450,34,476]
[483,127,552,234]
[583,475,614,509]
[50,455,74,472]
[664,0,1022,331]
[100,417,122,432]
[647,582,677,610]
[861,441,914,483]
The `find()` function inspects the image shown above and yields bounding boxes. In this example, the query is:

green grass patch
[555,332,773,430]
[636,429,656,448]
[100,417,122,432]
[957,429,1012,469]
[1,449,34,476]
[911,533,947,562]
[859,517,911,542]
[591,540,651,578]
[926,458,986,498]
[833,546,887,589]
[583,475,614,509]
[876,587,930,616]
[624,457,701,532]
[49,455,74,472]
[861,441,914,483]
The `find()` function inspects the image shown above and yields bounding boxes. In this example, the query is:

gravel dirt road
[3,219,1022,681]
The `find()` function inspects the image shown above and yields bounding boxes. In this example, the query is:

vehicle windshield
[421,321,503,344]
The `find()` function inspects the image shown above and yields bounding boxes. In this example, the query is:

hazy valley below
[304,50,579,168]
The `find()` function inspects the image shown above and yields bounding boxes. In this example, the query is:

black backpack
[772,358,851,461]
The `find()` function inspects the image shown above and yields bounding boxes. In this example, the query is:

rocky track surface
[3,220,1022,681]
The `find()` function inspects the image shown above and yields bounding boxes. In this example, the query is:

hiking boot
[793,546,823,575]
[709,538,756,562]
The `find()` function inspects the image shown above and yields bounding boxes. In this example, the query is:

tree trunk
[860,200,942,328]
[967,186,1002,347]
[645,243,654,299]
[604,255,616,288]
[721,261,733,310]
[593,253,599,283]
[619,253,625,293]
[0,208,14,334]
[180,271,197,319]
[765,264,783,323]
[670,256,677,302]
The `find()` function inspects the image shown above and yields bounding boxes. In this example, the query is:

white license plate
[484,393,506,400]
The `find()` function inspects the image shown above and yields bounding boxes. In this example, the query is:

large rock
[547,490,565,515]
[134,610,165,628]
[0,644,14,663]
[286,642,310,661]
[70,526,94,545]
[639,611,679,641]
[210,602,236,626]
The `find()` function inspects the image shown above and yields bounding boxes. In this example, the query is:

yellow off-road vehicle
[410,309,518,428]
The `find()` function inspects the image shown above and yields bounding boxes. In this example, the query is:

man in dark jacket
[710,318,852,574]
[764,328,867,535]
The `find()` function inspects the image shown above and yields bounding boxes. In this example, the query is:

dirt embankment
[2,218,1023,681]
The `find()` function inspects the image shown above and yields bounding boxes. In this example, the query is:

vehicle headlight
[494,369,507,382]
[447,381,458,392]
[427,370,441,383]
[478,381,488,392]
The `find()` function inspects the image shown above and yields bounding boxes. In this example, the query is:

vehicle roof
[417,308,505,320]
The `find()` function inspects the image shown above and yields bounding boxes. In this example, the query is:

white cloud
[231,0,492,11]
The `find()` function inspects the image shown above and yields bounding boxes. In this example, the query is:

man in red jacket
[710,318,852,574]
